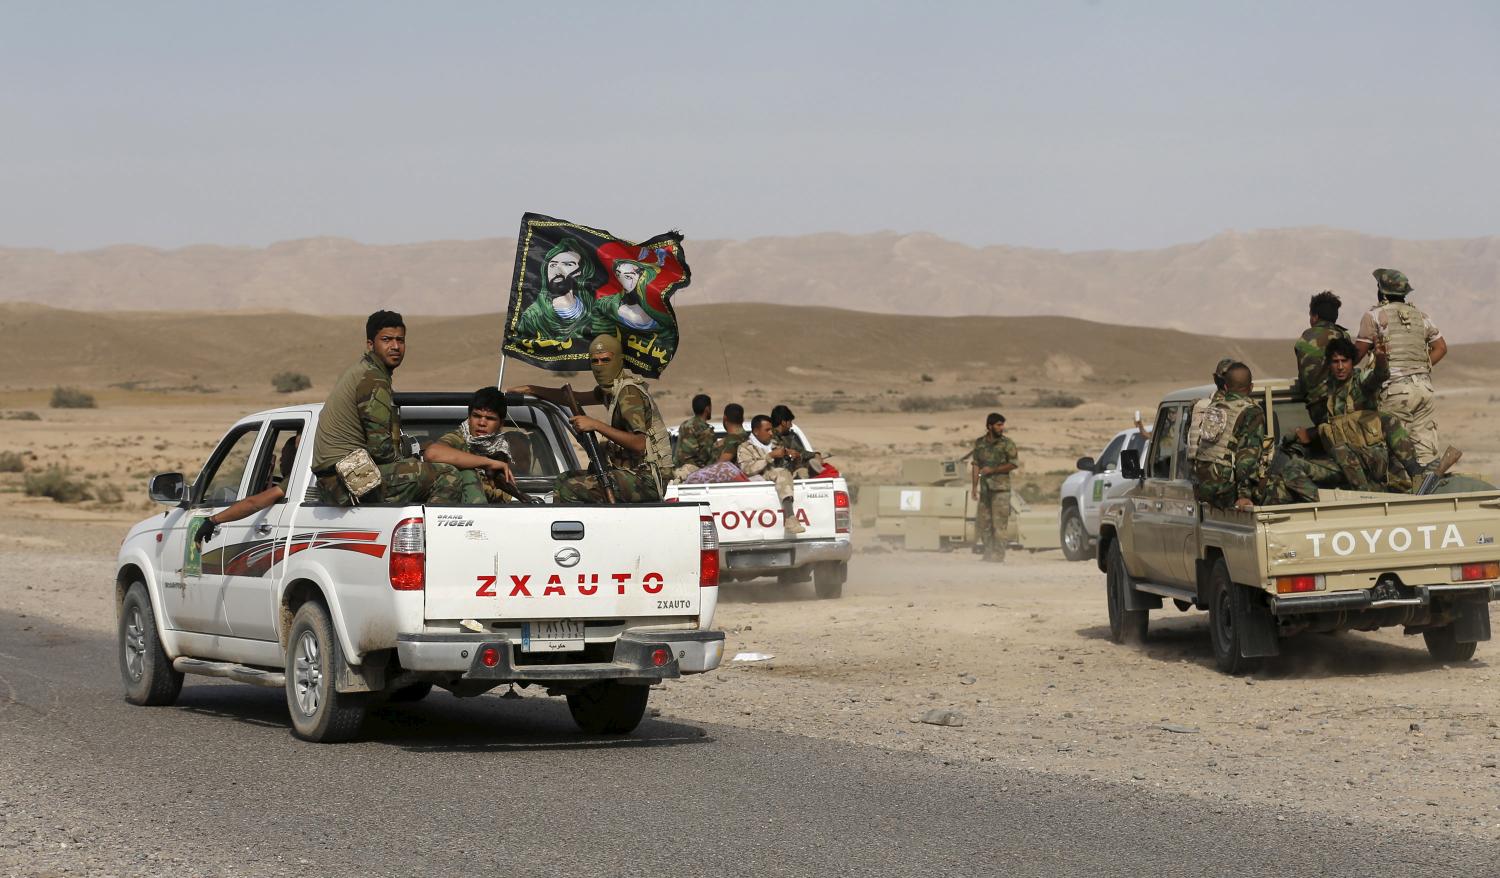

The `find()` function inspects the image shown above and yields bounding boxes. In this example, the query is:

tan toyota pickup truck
[1098,378,1500,674]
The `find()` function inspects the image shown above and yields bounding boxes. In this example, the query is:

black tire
[813,561,847,600]
[1423,625,1478,663]
[1060,508,1090,562]
[285,601,369,743]
[1105,542,1148,645]
[119,582,183,706]
[1207,561,1260,675]
[387,682,434,703]
[566,682,650,735]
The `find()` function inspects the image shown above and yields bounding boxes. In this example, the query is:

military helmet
[1373,268,1413,296]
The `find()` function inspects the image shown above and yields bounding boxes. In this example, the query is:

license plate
[522,620,585,653]
[730,550,792,569]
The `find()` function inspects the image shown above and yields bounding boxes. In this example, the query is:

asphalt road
[1,612,1496,878]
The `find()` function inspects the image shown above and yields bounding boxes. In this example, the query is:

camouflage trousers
[1324,412,1420,493]
[457,469,509,504]
[316,459,469,505]
[1196,458,1319,509]
[555,466,662,504]
[976,485,1011,560]
[1379,375,1439,466]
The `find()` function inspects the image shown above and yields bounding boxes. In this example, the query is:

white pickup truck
[665,423,852,599]
[114,393,724,742]
[1058,428,1148,562]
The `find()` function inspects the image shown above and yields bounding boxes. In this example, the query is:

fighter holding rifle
[508,334,672,503]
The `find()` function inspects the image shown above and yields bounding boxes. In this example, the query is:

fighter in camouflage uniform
[672,394,717,482]
[424,386,518,504]
[1303,337,1423,493]
[311,311,470,505]
[511,334,671,504]
[971,412,1019,562]
[1355,269,1447,467]
[1292,290,1351,426]
[1191,363,1318,510]
[1184,358,1235,463]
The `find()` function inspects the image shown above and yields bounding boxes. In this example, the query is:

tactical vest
[606,374,672,488]
[1184,396,1214,461]
[1372,301,1430,378]
[1191,396,1256,470]
[1318,410,1383,451]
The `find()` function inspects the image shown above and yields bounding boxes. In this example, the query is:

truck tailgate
[672,479,841,544]
[422,505,708,621]
[1263,490,1500,578]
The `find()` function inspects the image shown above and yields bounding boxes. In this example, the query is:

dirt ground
[3,374,1500,841]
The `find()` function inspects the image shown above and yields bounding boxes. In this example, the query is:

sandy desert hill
[6,302,1497,399]
[1,227,1496,341]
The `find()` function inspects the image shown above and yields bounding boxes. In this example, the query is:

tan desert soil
[5,503,1500,841]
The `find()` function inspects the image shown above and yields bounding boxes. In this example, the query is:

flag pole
[496,352,507,392]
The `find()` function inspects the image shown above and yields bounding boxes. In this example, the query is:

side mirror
[148,472,187,505]
[1119,450,1143,481]
[1075,456,1096,472]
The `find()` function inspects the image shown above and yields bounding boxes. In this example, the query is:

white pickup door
[422,503,715,626]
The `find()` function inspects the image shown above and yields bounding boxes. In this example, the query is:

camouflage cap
[1213,357,1235,379]
[1373,268,1413,295]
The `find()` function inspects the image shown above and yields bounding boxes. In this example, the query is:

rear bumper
[1269,582,1498,615]
[720,537,852,575]
[396,629,725,683]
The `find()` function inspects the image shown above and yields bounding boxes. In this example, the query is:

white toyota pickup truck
[114,393,724,742]
[664,424,852,599]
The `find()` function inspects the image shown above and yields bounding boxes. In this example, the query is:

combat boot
[783,513,806,536]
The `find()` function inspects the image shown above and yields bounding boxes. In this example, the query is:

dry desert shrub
[93,481,125,505]
[1035,391,1085,409]
[271,371,312,393]
[24,466,90,503]
[2,410,41,421]
[898,391,1001,413]
[50,386,96,409]
[0,451,25,472]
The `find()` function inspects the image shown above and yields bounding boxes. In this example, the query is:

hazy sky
[4,1,1499,252]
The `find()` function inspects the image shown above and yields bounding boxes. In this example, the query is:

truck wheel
[1423,625,1478,663]
[119,582,183,706]
[567,682,650,735]
[1207,561,1261,676]
[814,561,847,600]
[1105,542,1147,645]
[285,601,368,743]
[1060,509,1090,562]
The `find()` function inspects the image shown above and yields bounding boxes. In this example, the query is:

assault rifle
[1416,446,1463,495]
[563,385,618,503]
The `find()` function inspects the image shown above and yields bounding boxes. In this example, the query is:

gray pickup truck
[1099,378,1500,674]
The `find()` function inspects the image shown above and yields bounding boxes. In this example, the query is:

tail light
[1275,574,1321,594]
[699,514,720,588]
[1452,561,1500,582]
[389,517,425,591]
[834,490,851,535]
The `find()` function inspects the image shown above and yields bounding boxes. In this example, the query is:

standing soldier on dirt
[672,393,717,482]
[310,310,471,505]
[510,334,672,503]
[1355,269,1447,467]
[971,412,1018,563]
[1293,290,1351,427]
